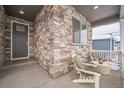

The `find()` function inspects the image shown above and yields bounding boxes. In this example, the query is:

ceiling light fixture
[19,10,24,14]
[94,5,99,10]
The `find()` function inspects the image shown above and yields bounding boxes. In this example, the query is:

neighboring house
[92,35,116,51]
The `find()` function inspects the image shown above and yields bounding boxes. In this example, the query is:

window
[16,24,25,32]
[72,17,80,43]
[72,17,87,45]
[81,24,87,45]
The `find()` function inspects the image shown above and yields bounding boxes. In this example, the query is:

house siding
[33,5,92,78]
[93,39,114,50]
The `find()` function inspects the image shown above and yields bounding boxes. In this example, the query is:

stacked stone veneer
[4,16,34,63]
[0,5,92,78]
[33,5,92,78]
[33,6,54,71]
[0,6,5,69]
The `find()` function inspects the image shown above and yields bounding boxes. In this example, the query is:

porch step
[2,60,36,70]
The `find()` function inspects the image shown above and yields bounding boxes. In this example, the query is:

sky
[92,22,120,41]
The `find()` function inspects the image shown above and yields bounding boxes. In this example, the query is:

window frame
[80,22,88,45]
[72,17,81,43]
[72,16,88,45]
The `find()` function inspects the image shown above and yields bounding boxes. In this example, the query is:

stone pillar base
[48,61,73,78]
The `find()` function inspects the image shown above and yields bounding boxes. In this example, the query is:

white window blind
[72,17,88,45]
[81,24,87,45]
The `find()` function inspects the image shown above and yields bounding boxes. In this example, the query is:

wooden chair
[73,56,101,88]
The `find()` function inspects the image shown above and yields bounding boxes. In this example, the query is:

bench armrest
[81,62,97,67]
[76,68,101,76]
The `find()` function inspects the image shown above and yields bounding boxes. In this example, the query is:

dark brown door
[12,22,28,59]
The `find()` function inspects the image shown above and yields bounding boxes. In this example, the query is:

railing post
[92,50,120,64]
[120,5,124,87]
[95,75,100,88]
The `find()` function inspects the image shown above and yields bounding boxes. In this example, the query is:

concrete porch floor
[0,60,122,88]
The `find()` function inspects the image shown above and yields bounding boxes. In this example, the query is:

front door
[11,21,29,60]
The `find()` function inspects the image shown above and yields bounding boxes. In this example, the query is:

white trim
[120,18,124,54]
[80,20,88,45]
[72,16,80,44]
[11,21,30,61]
[72,16,88,45]
[110,37,112,51]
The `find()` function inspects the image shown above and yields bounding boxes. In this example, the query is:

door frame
[11,21,30,60]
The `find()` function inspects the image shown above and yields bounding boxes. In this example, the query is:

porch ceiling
[73,5,120,27]
[4,5,43,22]
[3,5,120,25]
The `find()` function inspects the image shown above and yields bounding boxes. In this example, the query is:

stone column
[120,19,124,77]
[120,5,124,87]
[34,5,92,78]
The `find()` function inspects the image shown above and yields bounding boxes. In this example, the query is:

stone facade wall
[0,5,92,77]
[0,6,5,69]
[34,5,92,78]
[33,6,54,70]
[4,16,33,64]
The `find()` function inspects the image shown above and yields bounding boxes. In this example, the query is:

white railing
[92,50,121,64]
